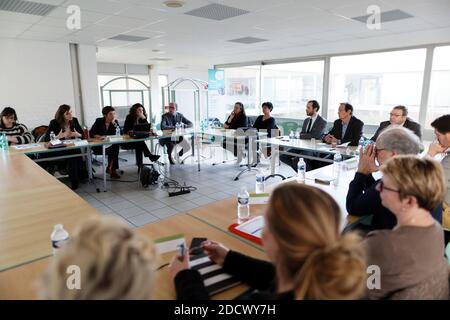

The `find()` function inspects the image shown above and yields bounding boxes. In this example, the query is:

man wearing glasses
[370,105,421,142]
[345,126,441,232]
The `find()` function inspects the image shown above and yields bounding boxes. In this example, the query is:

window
[158,74,169,109]
[261,61,324,119]
[328,49,426,125]
[220,66,260,120]
[98,74,151,124]
[425,46,450,129]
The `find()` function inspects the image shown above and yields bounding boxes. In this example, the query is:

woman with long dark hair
[222,102,249,163]
[0,107,33,145]
[44,104,85,190]
[123,103,160,168]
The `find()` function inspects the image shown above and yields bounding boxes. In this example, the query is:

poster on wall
[208,69,225,123]
[208,69,225,93]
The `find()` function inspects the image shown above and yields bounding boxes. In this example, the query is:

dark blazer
[174,251,293,300]
[346,172,442,231]
[123,115,149,134]
[371,118,422,142]
[44,117,83,142]
[253,115,277,137]
[89,117,120,137]
[325,116,364,146]
[160,112,192,130]
[346,173,397,230]
[225,112,248,129]
[300,115,327,140]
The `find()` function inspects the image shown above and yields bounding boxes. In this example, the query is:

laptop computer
[130,123,151,138]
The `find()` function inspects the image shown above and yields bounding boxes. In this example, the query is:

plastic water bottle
[3,133,8,149]
[49,131,56,141]
[333,153,343,186]
[297,158,306,183]
[294,130,300,139]
[289,130,295,139]
[255,170,265,193]
[356,137,365,158]
[115,124,121,136]
[237,186,250,224]
[0,133,6,150]
[51,224,69,255]
[175,122,181,134]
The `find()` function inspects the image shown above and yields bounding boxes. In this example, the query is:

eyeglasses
[376,180,400,193]
[389,113,403,117]
[374,147,385,156]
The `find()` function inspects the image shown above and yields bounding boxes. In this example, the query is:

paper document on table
[154,234,185,254]
[235,216,264,239]
[73,140,88,146]
[337,141,350,148]
[12,143,41,150]
[249,193,269,204]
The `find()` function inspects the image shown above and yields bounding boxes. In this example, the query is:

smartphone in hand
[189,237,207,255]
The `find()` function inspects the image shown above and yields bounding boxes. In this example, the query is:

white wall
[0,39,75,129]
[77,44,100,127]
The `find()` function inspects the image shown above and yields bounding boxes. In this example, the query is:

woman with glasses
[364,155,449,299]
[0,107,34,145]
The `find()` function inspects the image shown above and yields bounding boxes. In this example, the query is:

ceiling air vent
[109,34,150,42]
[0,0,56,16]
[228,36,268,44]
[184,3,249,21]
[352,9,413,23]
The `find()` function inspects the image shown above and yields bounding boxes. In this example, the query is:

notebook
[189,252,241,296]
[228,216,264,245]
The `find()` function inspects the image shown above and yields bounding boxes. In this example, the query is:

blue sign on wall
[208,69,225,92]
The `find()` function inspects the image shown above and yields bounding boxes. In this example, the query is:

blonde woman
[366,155,449,299]
[169,183,367,300]
[40,217,156,299]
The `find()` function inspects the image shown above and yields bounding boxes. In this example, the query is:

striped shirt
[0,123,34,145]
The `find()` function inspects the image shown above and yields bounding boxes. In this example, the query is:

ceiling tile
[59,0,133,15]
[0,11,43,23]
[95,15,150,28]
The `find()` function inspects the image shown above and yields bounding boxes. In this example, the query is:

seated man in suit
[346,126,442,233]
[323,102,364,146]
[159,102,193,165]
[280,100,327,171]
[371,105,421,141]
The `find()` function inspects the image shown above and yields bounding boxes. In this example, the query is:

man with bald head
[346,126,441,232]
[159,102,192,165]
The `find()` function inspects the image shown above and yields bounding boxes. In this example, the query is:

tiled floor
[70,146,295,228]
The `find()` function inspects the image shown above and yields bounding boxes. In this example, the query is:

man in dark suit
[323,102,364,146]
[370,105,421,141]
[280,100,327,171]
[299,100,327,140]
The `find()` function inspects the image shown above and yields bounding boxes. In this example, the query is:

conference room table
[0,129,359,300]
[0,212,268,299]
[187,162,359,244]
[259,136,357,176]
[0,152,99,272]
[7,130,199,192]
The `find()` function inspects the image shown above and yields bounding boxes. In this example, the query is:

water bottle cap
[54,224,63,230]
